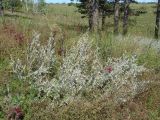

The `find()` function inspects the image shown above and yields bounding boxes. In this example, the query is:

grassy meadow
[0,3,160,120]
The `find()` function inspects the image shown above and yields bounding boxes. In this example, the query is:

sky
[46,0,157,3]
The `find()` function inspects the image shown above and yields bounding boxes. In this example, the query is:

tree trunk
[155,0,160,39]
[102,10,106,30]
[25,0,29,12]
[114,0,120,34]
[11,0,14,13]
[0,0,3,16]
[88,0,93,30]
[123,0,130,35]
[88,0,100,32]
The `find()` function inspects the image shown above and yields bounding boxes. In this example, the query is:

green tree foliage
[3,0,23,12]
[75,0,107,31]
[1,0,46,14]
[75,0,146,34]
[37,0,46,14]
[76,0,114,30]
[0,0,3,16]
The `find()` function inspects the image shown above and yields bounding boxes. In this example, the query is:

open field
[0,3,160,120]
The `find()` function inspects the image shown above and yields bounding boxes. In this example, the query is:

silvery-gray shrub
[11,32,56,94]
[11,32,148,106]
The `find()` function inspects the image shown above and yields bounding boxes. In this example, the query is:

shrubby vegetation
[10,32,148,104]
[0,1,160,120]
[2,32,156,119]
